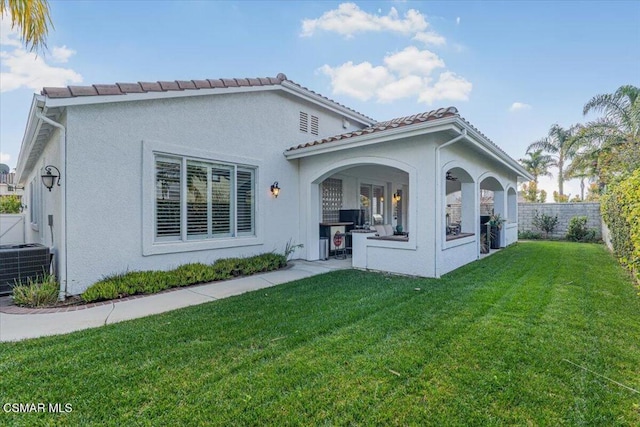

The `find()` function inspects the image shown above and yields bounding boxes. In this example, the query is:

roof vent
[299,111,308,133]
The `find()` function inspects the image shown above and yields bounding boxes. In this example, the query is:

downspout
[35,110,67,300]
[434,128,467,277]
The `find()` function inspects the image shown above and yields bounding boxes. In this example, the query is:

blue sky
[1,0,639,198]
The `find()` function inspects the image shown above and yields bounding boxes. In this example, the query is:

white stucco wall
[297,131,522,279]
[57,90,361,294]
[438,142,519,275]
[298,135,437,278]
[21,122,65,282]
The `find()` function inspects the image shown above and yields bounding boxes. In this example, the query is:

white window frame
[142,140,263,256]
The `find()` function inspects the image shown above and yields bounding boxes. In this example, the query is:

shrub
[532,210,559,239]
[81,279,119,302]
[174,263,221,285]
[212,257,244,277]
[518,230,542,240]
[12,275,59,307]
[601,169,640,284]
[82,253,288,303]
[566,216,597,242]
[0,195,22,213]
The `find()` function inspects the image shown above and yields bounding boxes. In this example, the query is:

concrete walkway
[0,259,351,342]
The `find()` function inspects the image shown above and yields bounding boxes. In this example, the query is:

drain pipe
[35,110,67,300]
[434,128,467,277]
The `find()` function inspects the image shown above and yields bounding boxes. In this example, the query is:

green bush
[518,230,542,240]
[532,210,559,239]
[566,216,597,242]
[82,253,288,303]
[601,169,640,284]
[174,263,222,285]
[0,195,22,213]
[12,275,59,307]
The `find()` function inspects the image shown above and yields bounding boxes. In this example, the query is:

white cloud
[51,45,76,63]
[0,15,82,93]
[509,102,532,112]
[376,75,424,103]
[417,71,472,104]
[413,31,446,46]
[301,3,428,37]
[0,152,11,163]
[320,48,471,105]
[0,49,83,92]
[307,3,470,106]
[319,62,392,101]
[0,15,22,47]
[384,46,444,76]
[456,17,461,25]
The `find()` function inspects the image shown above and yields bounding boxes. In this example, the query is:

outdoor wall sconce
[270,181,280,198]
[393,191,401,202]
[41,165,61,191]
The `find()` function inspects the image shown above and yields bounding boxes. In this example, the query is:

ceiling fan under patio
[446,171,458,181]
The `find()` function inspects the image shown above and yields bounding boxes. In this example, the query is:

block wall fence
[518,202,602,239]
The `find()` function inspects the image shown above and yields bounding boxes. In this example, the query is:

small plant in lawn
[12,274,59,307]
[566,216,597,242]
[532,210,559,239]
[284,239,304,261]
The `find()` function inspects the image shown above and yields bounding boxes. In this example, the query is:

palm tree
[526,124,578,196]
[1,0,53,51]
[570,85,640,186]
[519,150,554,184]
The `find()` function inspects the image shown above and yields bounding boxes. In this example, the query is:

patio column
[493,189,506,247]
[460,182,475,234]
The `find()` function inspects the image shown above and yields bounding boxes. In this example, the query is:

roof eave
[284,117,461,160]
[285,115,533,181]
[457,120,534,180]
[15,95,46,183]
[280,81,376,127]
[42,84,282,108]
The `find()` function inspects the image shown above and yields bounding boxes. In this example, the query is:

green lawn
[1,241,639,426]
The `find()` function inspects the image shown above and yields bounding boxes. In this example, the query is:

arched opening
[444,166,475,240]
[479,175,505,250]
[312,162,412,259]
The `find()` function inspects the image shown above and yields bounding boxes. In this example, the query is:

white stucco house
[14,73,532,298]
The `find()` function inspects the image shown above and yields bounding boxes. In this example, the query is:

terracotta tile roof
[286,107,460,152]
[42,74,287,98]
[40,73,375,121]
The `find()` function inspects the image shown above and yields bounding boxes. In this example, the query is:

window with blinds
[236,169,254,235]
[210,166,232,236]
[155,155,255,242]
[156,158,181,239]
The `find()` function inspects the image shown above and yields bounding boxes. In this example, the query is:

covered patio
[285,108,532,278]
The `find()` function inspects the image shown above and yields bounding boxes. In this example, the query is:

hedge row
[82,253,287,303]
[601,169,640,285]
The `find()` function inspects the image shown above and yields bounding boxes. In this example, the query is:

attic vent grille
[311,115,319,136]
[299,111,308,133]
